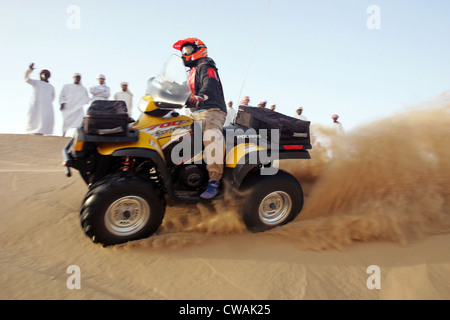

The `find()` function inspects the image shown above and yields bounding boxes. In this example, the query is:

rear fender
[225,146,311,189]
[225,143,267,168]
[225,150,276,189]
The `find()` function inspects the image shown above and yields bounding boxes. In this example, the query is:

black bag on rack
[235,106,310,145]
[83,100,129,136]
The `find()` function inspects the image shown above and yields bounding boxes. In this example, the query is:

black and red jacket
[188,58,227,114]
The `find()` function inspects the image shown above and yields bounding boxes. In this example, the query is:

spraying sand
[0,93,449,299]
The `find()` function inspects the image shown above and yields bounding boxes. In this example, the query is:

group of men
[295,106,343,129]
[240,96,276,111]
[227,96,320,126]
[25,65,134,137]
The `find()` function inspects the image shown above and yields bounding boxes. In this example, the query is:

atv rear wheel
[80,174,165,246]
[240,170,303,232]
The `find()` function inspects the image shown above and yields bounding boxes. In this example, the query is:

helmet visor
[181,45,195,56]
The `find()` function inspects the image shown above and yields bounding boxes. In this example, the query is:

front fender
[97,131,164,159]
[110,148,174,206]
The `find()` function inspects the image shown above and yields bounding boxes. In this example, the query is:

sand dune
[1,94,449,300]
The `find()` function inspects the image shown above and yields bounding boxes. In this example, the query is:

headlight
[137,96,150,113]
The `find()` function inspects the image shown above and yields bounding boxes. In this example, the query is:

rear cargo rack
[84,129,139,143]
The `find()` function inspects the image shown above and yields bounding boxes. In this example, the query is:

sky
[0,0,449,136]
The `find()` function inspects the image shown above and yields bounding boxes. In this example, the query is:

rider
[173,38,227,199]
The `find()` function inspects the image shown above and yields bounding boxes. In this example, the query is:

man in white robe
[60,73,90,136]
[113,82,133,117]
[25,63,55,135]
[294,106,308,121]
[90,74,110,101]
[331,114,344,133]
[224,101,236,126]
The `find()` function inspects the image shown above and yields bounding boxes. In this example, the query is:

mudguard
[225,146,311,189]
[110,148,175,205]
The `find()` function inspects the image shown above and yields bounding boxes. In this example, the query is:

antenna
[238,0,271,104]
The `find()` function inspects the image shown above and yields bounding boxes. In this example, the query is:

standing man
[240,96,250,106]
[90,74,110,101]
[59,73,90,136]
[114,81,134,117]
[24,63,55,135]
[331,114,344,133]
[173,37,227,199]
[224,101,236,126]
[257,100,267,108]
[295,106,308,121]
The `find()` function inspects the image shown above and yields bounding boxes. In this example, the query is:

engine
[178,165,208,191]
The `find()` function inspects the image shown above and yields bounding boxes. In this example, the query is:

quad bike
[62,55,312,246]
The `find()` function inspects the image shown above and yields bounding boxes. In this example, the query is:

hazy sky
[0,0,449,136]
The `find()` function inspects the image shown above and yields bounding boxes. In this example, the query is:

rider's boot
[200,180,220,199]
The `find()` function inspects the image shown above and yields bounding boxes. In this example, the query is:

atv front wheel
[80,174,165,246]
[240,170,303,232]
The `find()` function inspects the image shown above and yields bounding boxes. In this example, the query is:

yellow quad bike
[62,55,312,246]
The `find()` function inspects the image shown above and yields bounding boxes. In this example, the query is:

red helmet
[40,69,51,78]
[173,38,207,67]
[332,114,339,120]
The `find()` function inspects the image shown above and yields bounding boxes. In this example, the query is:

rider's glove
[187,94,208,108]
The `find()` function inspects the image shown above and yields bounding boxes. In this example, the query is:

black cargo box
[87,100,128,115]
[235,106,311,145]
[83,100,129,136]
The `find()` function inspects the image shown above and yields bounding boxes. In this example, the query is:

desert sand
[1,95,450,300]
